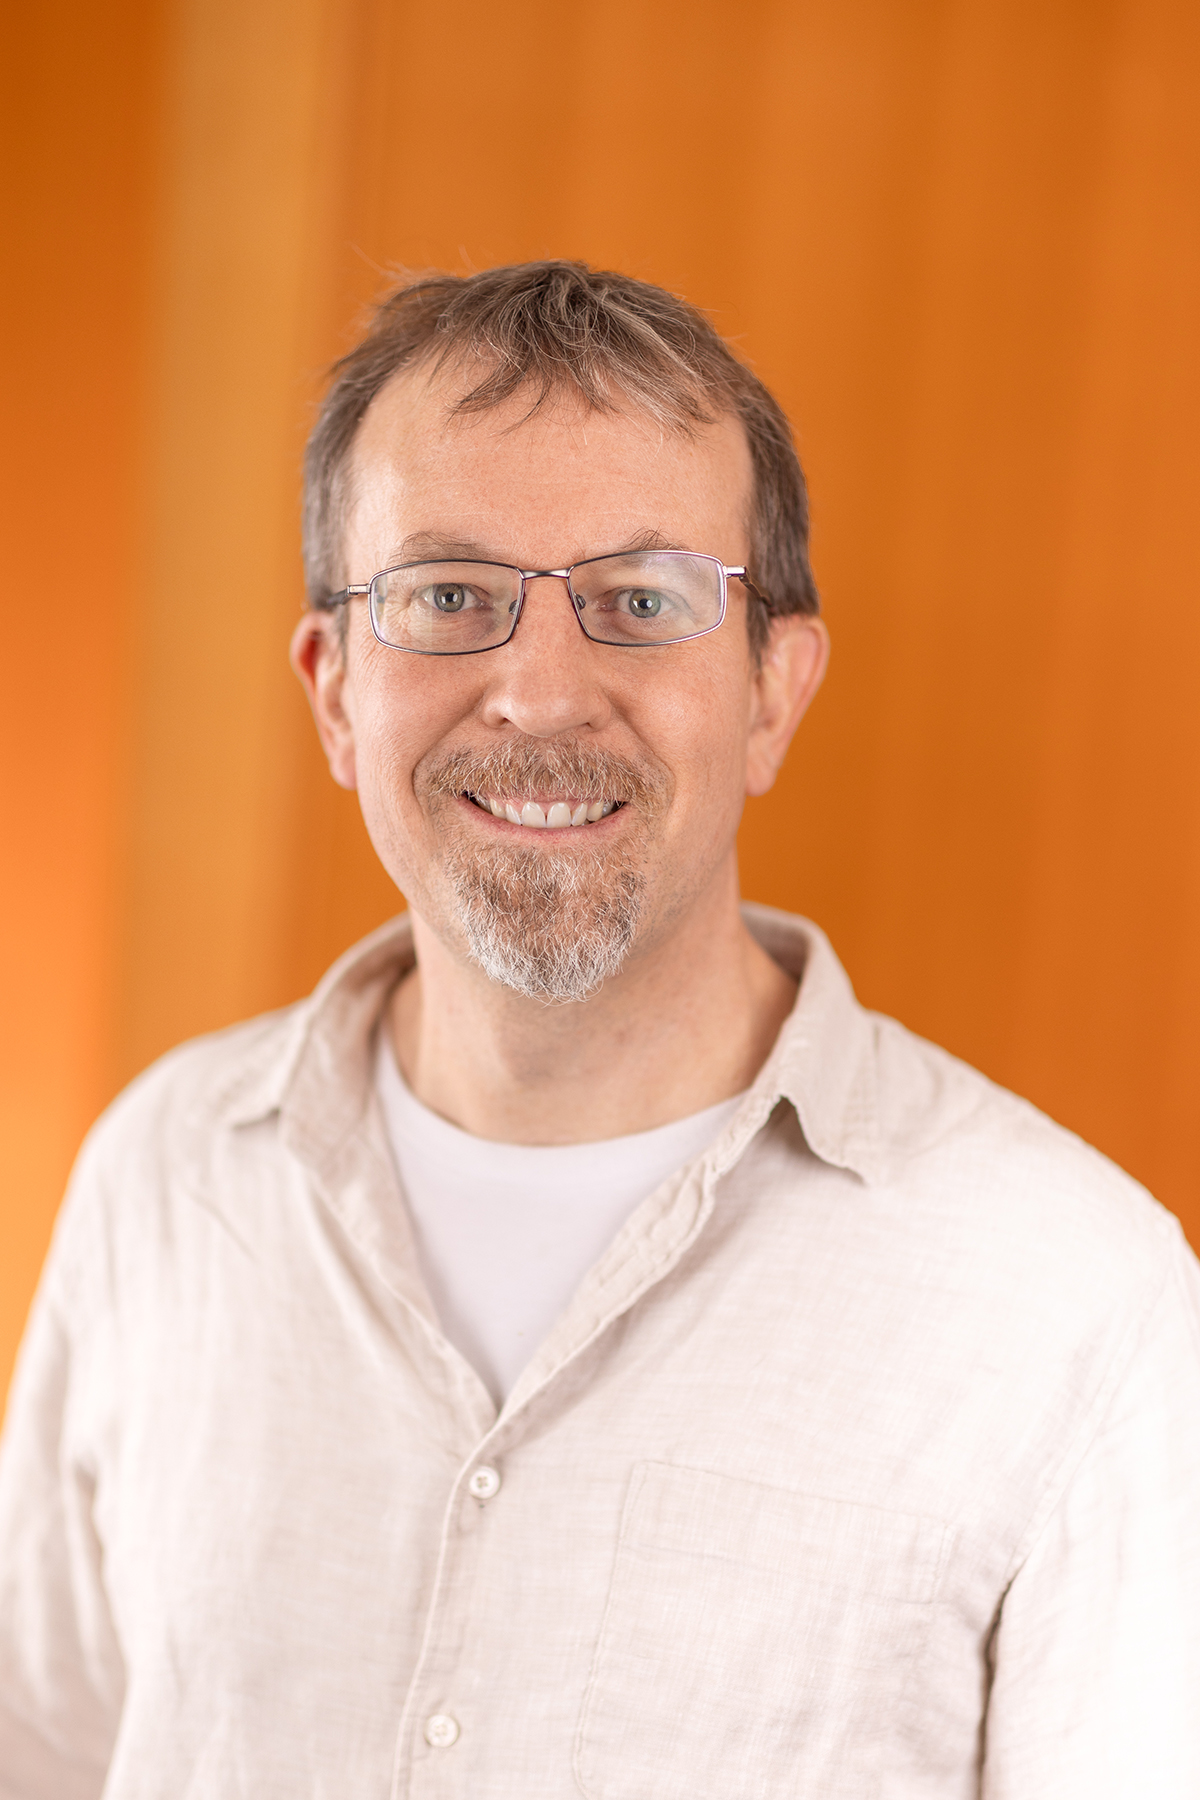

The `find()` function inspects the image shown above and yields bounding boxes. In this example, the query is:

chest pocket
[574,1462,950,1800]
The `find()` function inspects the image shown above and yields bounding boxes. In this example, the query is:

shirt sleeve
[0,1188,123,1800]
[981,1222,1200,1798]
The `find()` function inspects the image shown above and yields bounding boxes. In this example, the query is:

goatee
[418,738,671,1004]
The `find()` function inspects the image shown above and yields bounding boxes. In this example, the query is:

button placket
[395,1445,516,1793]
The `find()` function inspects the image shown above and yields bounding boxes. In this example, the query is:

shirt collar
[738,903,888,1186]
[221,914,416,1137]
[222,904,889,1188]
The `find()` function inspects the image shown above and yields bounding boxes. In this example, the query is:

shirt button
[424,1713,460,1748]
[468,1464,501,1500]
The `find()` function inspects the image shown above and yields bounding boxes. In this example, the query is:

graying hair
[443,840,643,1004]
[302,261,820,647]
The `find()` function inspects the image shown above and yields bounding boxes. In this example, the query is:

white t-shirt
[375,1033,743,1402]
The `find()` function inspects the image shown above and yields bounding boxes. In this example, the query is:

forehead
[345,362,754,565]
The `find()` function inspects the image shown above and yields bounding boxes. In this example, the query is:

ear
[289,609,358,790]
[745,613,829,797]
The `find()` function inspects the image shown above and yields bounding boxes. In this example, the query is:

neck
[388,857,796,1144]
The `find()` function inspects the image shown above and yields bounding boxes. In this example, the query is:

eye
[624,587,664,618]
[429,583,468,613]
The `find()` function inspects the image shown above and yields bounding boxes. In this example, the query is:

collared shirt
[374,1030,746,1404]
[2,905,1199,1799]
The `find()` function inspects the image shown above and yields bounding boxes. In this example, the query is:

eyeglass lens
[368,551,725,654]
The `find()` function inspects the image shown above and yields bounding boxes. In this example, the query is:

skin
[291,360,829,1144]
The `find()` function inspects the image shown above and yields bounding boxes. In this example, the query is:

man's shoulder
[83,912,413,1175]
[81,1002,305,1177]
[758,906,1176,1294]
[866,1007,1182,1309]
[33,1004,315,1326]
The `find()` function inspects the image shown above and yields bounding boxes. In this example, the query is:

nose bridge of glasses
[515,567,586,622]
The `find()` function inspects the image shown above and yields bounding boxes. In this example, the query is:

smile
[465,792,622,830]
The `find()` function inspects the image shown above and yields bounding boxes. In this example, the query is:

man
[1,261,1198,1798]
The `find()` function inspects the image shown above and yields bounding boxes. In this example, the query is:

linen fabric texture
[1,906,1198,1799]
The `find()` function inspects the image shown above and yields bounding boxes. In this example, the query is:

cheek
[634,658,752,819]
[348,723,414,870]
[345,661,453,841]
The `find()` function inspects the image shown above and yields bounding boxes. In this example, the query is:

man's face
[295,362,825,1000]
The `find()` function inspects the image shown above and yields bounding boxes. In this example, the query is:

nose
[476,573,615,738]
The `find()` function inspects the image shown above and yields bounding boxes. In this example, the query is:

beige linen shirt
[2,906,1199,1799]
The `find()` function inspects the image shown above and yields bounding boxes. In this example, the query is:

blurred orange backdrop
[3,0,1199,1398]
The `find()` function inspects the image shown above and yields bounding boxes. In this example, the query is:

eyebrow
[380,526,676,567]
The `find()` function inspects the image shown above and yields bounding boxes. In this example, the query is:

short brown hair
[302,261,819,645]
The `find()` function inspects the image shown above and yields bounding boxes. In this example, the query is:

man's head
[301,262,820,644]
[292,262,828,1002]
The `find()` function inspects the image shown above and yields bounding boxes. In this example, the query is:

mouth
[463,791,624,830]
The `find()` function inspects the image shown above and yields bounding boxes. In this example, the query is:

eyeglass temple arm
[316,584,369,610]
[732,569,770,606]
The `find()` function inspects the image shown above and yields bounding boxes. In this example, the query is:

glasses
[323,550,761,655]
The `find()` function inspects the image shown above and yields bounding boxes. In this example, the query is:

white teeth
[484,795,619,828]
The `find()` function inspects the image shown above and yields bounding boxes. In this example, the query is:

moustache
[417,738,672,815]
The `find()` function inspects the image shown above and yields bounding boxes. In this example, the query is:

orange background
[3,0,1199,1400]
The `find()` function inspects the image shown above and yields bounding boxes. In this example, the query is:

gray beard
[418,736,669,1004]
[443,834,643,1003]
